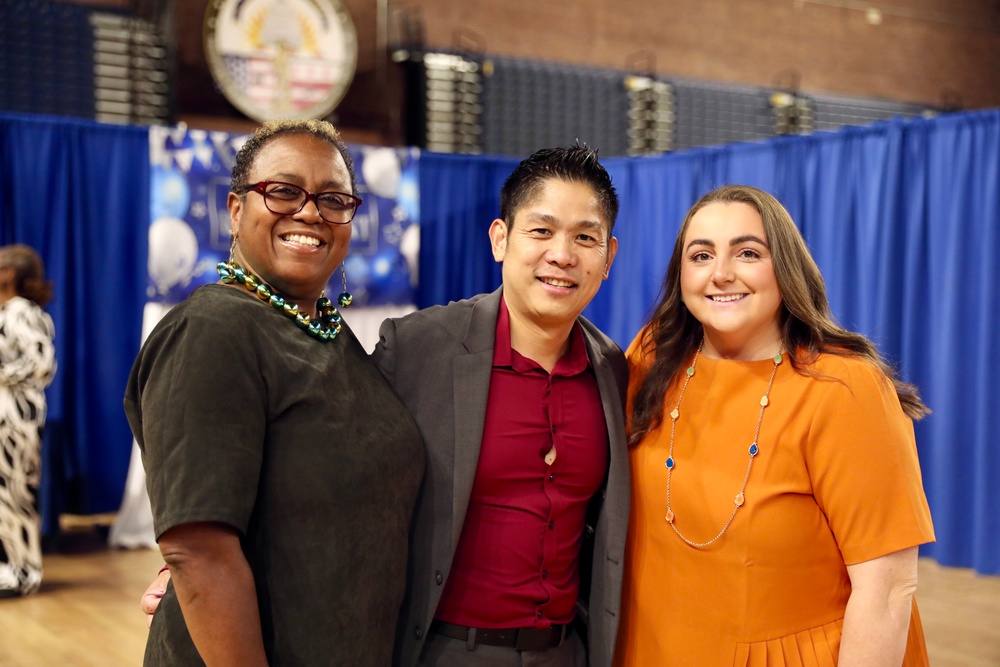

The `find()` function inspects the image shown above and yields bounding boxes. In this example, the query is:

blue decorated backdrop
[147,126,420,307]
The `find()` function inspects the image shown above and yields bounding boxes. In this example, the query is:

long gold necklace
[664,341,783,548]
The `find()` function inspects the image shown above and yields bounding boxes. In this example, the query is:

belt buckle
[514,625,560,652]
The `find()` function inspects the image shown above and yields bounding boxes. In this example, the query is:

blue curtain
[416,109,1000,575]
[2,109,997,574]
[416,152,519,301]
[0,112,148,533]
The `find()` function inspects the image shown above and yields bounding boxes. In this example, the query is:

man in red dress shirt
[377,145,629,667]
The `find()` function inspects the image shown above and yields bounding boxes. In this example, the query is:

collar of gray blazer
[461,288,502,354]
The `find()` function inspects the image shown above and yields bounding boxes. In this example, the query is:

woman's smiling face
[680,201,784,360]
[228,133,353,313]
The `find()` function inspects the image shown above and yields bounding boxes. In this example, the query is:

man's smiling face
[490,177,617,334]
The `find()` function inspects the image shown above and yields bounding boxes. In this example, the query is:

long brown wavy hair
[628,185,929,447]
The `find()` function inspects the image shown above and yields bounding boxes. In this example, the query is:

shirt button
[549,473,554,481]
[548,521,555,529]
[537,610,543,619]
[435,571,443,585]
[542,570,548,579]
[415,627,423,639]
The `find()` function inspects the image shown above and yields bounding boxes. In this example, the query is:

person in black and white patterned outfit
[0,244,56,598]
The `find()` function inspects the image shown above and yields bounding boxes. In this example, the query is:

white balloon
[399,224,420,287]
[361,148,401,199]
[148,217,200,294]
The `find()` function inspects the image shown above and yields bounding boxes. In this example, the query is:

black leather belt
[429,620,571,651]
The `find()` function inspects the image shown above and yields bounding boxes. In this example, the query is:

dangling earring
[337,261,353,307]
[229,231,238,263]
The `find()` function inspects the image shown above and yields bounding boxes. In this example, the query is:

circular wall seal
[204,0,358,122]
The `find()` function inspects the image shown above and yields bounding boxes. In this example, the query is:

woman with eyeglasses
[125,119,425,666]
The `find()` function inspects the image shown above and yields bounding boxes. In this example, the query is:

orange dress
[614,335,935,666]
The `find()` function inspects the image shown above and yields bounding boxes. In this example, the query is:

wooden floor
[1,526,998,666]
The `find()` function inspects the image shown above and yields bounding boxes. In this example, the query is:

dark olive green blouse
[125,284,425,666]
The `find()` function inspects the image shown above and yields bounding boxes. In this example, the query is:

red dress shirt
[434,297,610,629]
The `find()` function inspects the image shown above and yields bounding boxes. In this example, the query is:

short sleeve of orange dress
[614,332,935,667]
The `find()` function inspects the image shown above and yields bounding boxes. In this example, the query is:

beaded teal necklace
[217,260,344,342]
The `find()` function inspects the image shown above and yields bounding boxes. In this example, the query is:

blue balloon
[151,165,191,220]
[367,250,414,305]
[397,164,420,223]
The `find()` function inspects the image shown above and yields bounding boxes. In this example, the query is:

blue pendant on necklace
[665,457,675,469]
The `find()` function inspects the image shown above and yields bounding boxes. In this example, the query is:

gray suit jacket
[373,288,630,667]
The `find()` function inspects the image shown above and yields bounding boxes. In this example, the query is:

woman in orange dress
[614,185,934,666]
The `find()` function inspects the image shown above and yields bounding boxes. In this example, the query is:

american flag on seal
[224,55,277,106]
[288,57,338,110]
[223,54,338,111]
